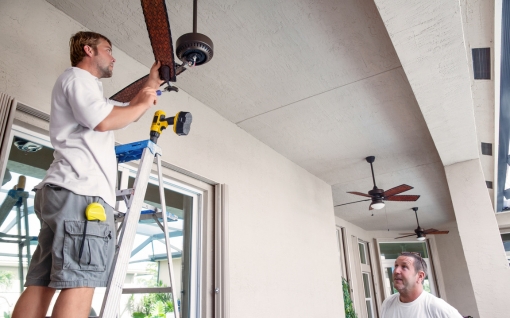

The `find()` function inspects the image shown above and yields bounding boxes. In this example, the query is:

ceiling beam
[373,0,479,167]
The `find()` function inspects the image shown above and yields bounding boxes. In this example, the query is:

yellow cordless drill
[149,110,193,144]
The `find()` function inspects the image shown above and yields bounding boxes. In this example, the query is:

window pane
[359,242,367,264]
[362,272,374,318]
[362,273,371,298]
[379,242,428,258]
[123,175,193,318]
[501,233,510,266]
[0,136,53,314]
[365,300,373,318]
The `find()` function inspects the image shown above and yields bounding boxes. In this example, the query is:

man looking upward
[12,31,163,318]
[381,252,463,318]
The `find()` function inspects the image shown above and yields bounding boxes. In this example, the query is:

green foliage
[128,263,176,318]
[0,271,13,288]
[3,312,11,318]
[342,278,357,318]
[131,280,175,318]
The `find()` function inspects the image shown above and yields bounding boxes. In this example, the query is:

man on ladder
[12,31,163,318]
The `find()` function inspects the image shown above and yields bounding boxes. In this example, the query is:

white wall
[445,159,510,317]
[433,228,478,317]
[0,0,344,317]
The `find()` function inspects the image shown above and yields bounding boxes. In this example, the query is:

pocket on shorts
[63,220,112,271]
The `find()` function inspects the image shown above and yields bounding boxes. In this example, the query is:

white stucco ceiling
[45,0,489,232]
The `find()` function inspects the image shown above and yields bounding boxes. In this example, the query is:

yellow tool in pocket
[79,203,106,265]
[85,202,106,221]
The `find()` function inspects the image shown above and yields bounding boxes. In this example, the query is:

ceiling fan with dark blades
[395,207,449,241]
[110,0,214,103]
[335,156,420,210]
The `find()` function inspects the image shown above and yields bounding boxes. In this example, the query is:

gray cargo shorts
[25,184,116,289]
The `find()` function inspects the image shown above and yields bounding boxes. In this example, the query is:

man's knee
[12,286,55,318]
[51,287,95,318]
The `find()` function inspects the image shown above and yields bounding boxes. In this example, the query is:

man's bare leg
[12,286,56,318]
[51,287,95,318]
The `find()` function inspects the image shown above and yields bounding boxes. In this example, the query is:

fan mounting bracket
[366,156,375,164]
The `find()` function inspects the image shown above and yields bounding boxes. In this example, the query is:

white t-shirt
[381,291,464,318]
[36,67,126,207]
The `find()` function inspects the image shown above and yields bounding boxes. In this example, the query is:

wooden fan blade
[383,184,413,198]
[334,199,371,207]
[347,191,372,198]
[398,233,416,235]
[385,195,420,202]
[141,0,177,82]
[395,234,417,239]
[425,230,449,235]
[110,75,148,103]
[110,75,168,102]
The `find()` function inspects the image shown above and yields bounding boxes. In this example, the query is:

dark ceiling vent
[472,48,491,79]
[16,103,50,122]
[481,142,493,156]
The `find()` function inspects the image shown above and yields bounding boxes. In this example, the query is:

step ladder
[98,139,181,318]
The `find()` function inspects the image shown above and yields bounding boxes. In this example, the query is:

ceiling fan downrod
[412,207,421,228]
[176,0,214,67]
[366,156,377,189]
[193,0,197,33]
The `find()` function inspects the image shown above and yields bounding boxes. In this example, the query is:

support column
[445,159,510,317]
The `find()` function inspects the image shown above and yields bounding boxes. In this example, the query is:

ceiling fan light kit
[371,199,385,210]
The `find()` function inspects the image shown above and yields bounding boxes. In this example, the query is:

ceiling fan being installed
[110,0,214,102]
[335,156,420,210]
[395,207,449,241]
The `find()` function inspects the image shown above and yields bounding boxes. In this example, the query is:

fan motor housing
[176,33,214,66]
[368,188,384,198]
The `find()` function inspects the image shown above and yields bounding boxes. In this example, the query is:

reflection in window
[117,173,197,318]
[358,242,367,265]
[0,136,52,315]
[497,0,510,211]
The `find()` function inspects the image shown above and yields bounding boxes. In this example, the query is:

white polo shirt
[36,67,126,207]
[381,291,464,318]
